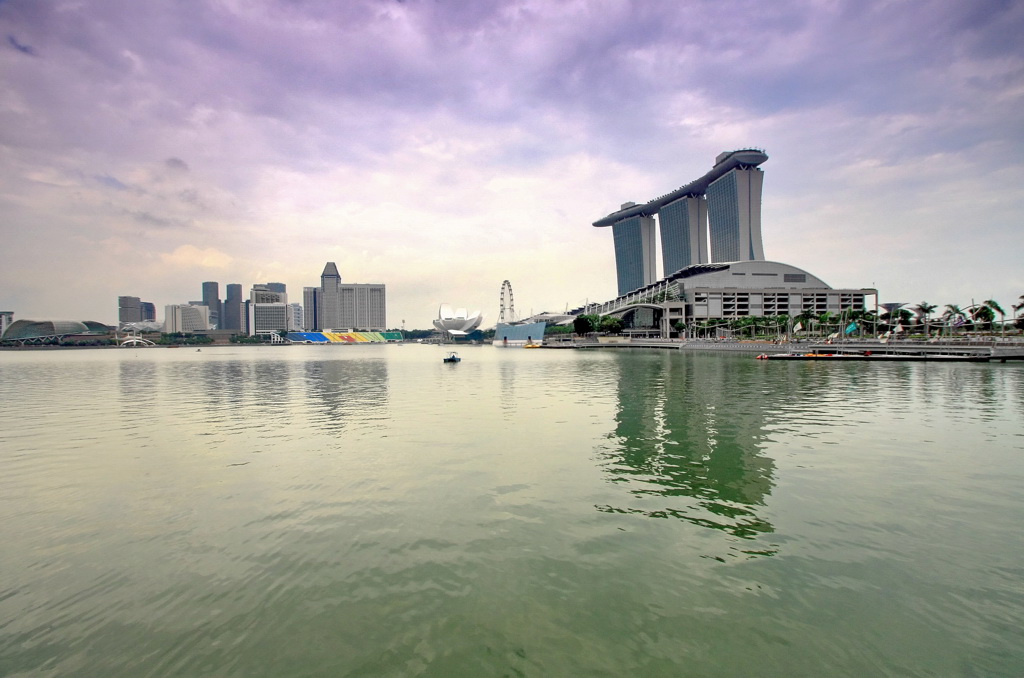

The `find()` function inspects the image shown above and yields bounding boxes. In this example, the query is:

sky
[1,0,1022,329]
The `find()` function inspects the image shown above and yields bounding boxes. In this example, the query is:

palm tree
[773,314,790,340]
[983,299,1006,337]
[818,311,837,339]
[943,304,966,335]
[1012,296,1024,330]
[970,304,995,331]
[913,302,937,336]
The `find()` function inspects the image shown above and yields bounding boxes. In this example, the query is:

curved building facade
[1,319,110,344]
[595,149,767,295]
[433,304,484,336]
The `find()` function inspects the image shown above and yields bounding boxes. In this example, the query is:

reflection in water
[596,353,777,549]
[3,348,1024,676]
[116,355,391,446]
[304,358,389,434]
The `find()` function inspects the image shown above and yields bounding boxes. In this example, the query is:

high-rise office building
[319,262,342,330]
[306,262,387,331]
[223,283,243,331]
[118,296,142,324]
[303,287,320,332]
[287,303,303,331]
[250,284,286,304]
[265,282,286,294]
[0,311,13,338]
[339,283,387,330]
[247,302,289,336]
[164,304,209,333]
[140,302,156,322]
[201,282,222,329]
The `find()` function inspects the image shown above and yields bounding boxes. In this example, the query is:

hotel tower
[594,149,767,296]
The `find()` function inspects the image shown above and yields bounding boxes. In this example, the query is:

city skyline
[1,1,1022,328]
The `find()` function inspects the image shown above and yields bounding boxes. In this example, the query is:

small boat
[524,343,542,349]
[442,351,461,363]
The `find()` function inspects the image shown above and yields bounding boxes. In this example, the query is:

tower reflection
[595,352,777,548]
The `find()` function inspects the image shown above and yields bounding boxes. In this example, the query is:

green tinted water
[1,345,1022,676]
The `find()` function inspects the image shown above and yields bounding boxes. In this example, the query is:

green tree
[913,302,937,336]
[573,314,597,335]
[983,299,1006,337]
[598,316,624,334]
[970,304,995,330]
[943,304,966,335]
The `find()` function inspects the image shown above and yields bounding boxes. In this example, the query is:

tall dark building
[118,296,142,323]
[201,282,222,329]
[140,302,156,321]
[223,283,243,331]
[594,149,767,295]
[265,282,286,294]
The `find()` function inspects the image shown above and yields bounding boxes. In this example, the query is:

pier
[557,337,1024,361]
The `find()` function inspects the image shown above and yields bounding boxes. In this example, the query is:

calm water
[1,345,1022,677]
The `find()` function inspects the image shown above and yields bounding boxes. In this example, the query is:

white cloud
[1,0,1022,326]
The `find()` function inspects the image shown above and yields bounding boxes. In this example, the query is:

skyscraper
[250,284,286,304]
[339,283,387,330]
[307,262,387,331]
[201,282,222,329]
[706,165,764,263]
[303,287,320,331]
[611,214,657,297]
[658,195,708,276]
[164,304,209,333]
[593,149,767,295]
[118,296,142,324]
[223,283,243,331]
[319,262,342,330]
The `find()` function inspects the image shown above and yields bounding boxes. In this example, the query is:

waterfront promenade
[556,336,1024,360]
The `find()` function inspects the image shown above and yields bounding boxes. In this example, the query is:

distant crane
[499,280,517,323]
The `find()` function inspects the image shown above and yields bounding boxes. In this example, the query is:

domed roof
[1,319,109,341]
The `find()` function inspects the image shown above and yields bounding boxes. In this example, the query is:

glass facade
[659,196,707,276]
[223,284,243,331]
[201,282,221,329]
[707,172,740,262]
[612,216,656,296]
[706,168,764,263]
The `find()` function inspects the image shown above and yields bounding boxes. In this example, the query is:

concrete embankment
[559,338,795,353]
[550,337,1024,360]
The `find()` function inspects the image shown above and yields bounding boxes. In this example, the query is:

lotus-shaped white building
[433,304,484,336]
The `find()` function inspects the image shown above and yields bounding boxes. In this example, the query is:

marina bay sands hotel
[590,149,874,335]
[594,149,769,296]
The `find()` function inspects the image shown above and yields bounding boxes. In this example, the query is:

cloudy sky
[2,0,1022,329]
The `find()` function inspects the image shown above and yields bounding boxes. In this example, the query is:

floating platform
[757,351,990,362]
